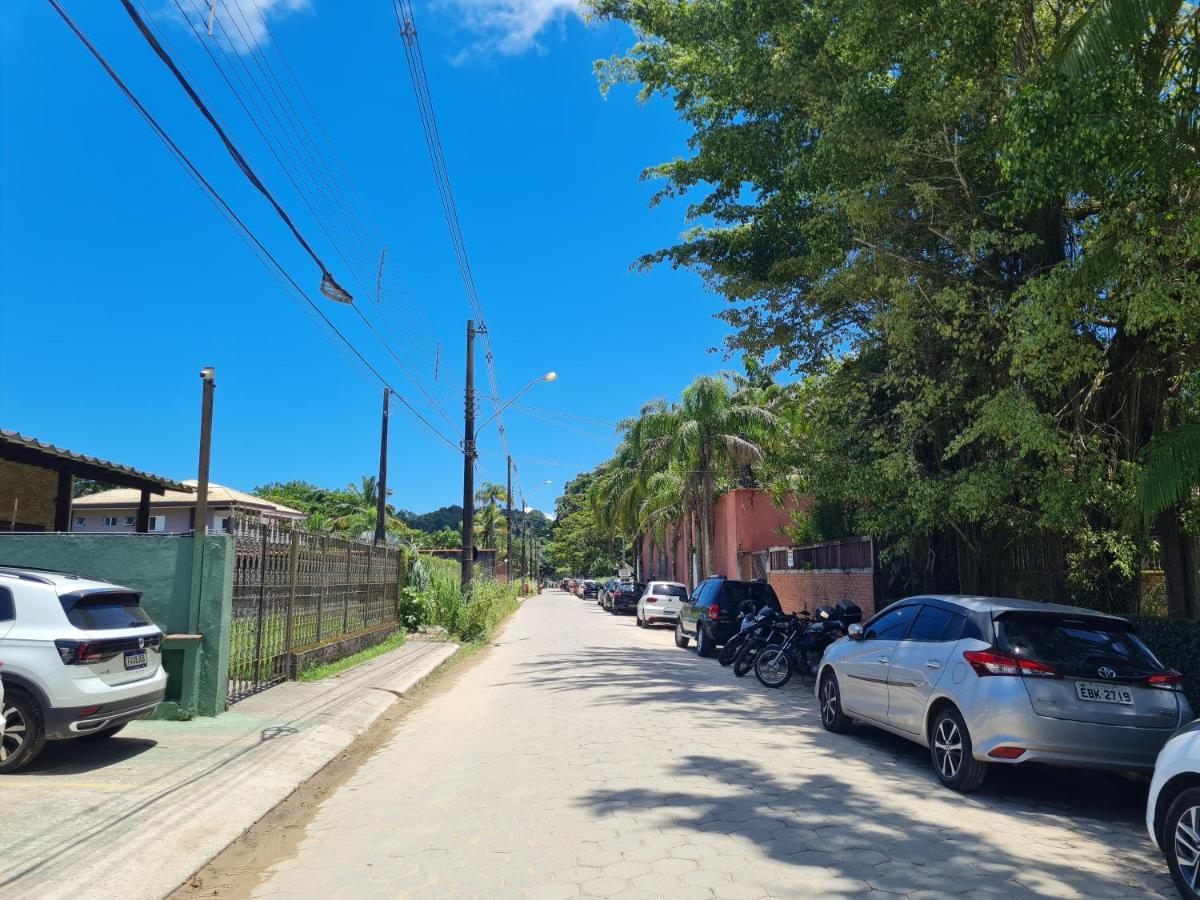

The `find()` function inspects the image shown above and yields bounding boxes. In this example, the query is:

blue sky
[0,0,737,514]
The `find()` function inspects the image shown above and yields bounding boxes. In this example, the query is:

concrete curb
[0,640,459,900]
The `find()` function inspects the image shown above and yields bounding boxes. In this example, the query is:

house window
[124,516,136,527]
[216,517,231,534]
[103,516,119,527]
[148,515,166,532]
[73,517,87,528]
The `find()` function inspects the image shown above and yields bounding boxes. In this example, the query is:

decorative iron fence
[768,536,875,573]
[227,514,402,705]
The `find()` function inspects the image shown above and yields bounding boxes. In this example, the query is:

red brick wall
[768,570,877,619]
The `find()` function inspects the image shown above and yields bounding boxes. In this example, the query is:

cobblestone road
[247,590,1174,899]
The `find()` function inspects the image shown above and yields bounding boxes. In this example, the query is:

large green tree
[592,0,1200,613]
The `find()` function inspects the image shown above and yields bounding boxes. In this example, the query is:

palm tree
[657,376,777,578]
[1058,1,1199,163]
[474,482,509,552]
[1140,423,1200,617]
[333,475,400,537]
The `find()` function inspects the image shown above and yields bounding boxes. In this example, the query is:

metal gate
[227,515,402,704]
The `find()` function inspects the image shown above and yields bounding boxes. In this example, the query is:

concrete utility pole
[189,366,216,634]
[195,367,216,538]
[506,455,512,584]
[375,387,390,545]
[461,320,478,592]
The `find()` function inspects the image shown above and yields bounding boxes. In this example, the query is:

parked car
[0,566,167,773]
[609,581,645,616]
[600,578,618,610]
[675,576,782,657]
[582,580,600,599]
[1148,719,1200,899]
[817,595,1193,792]
[636,581,688,628]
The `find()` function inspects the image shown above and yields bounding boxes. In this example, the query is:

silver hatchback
[816,595,1193,791]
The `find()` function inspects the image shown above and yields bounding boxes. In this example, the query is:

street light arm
[475,373,556,435]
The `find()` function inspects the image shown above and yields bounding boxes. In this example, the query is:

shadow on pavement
[514,616,1168,896]
[19,735,158,775]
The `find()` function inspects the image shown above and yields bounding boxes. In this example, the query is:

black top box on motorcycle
[835,600,863,624]
[814,605,836,622]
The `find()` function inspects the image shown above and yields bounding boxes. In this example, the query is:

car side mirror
[847,623,864,641]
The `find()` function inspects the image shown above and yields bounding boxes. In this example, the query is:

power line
[45,0,461,454]
[168,0,459,436]
[117,0,352,303]
[391,0,528,501]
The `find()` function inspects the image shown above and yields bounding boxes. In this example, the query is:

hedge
[1131,616,1200,711]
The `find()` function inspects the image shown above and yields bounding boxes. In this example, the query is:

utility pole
[506,455,512,584]
[461,320,478,592]
[189,366,215,634]
[195,367,216,539]
[375,387,390,545]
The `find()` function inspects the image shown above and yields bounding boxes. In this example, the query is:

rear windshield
[60,592,153,631]
[653,585,688,599]
[720,581,779,612]
[616,582,644,594]
[994,613,1163,679]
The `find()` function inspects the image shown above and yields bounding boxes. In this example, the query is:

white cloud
[438,0,583,57]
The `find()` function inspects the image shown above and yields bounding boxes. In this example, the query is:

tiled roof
[0,430,192,493]
[72,481,304,517]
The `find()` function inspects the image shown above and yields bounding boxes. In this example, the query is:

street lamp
[476,372,557,435]
[462,365,557,593]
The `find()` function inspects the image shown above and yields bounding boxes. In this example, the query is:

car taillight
[708,605,720,621]
[1145,670,1184,692]
[646,597,657,603]
[54,640,111,665]
[963,649,1060,678]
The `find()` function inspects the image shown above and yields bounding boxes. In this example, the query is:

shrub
[399,553,519,643]
[1131,616,1200,710]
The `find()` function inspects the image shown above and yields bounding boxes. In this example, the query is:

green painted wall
[0,533,234,716]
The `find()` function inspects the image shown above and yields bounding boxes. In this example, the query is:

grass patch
[297,630,407,682]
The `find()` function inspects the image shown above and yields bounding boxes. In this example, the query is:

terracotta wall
[768,570,877,619]
[640,489,799,585]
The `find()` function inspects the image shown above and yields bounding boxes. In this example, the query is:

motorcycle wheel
[732,639,758,677]
[718,633,744,667]
[755,647,794,688]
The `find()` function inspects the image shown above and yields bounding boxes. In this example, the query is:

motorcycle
[732,610,805,677]
[718,605,777,667]
[754,602,862,689]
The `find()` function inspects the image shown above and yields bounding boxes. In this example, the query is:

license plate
[1075,681,1133,705]
[124,649,148,671]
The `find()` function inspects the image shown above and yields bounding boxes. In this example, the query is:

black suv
[582,580,600,599]
[675,576,782,657]
[609,581,645,615]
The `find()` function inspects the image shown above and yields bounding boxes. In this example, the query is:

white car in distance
[1148,718,1200,898]
[636,581,689,628]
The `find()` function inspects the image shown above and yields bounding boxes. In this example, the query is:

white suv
[1148,719,1200,898]
[0,566,167,772]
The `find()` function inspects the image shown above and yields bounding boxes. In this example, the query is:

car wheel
[78,723,127,741]
[695,626,716,658]
[929,706,987,792]
[636,614,644,627]
[818,671,853,734]
[674,623,690,649]
[1165,788,1200,899]
[0,690,46,773]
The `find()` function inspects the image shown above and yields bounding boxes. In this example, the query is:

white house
[71,481,304,534]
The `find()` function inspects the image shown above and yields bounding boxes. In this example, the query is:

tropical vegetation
[564,0,1200,618]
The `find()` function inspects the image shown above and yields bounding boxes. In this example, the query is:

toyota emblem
[1098,666,1117,679]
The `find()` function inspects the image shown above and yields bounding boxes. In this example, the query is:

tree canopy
[588,0,1200,614]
